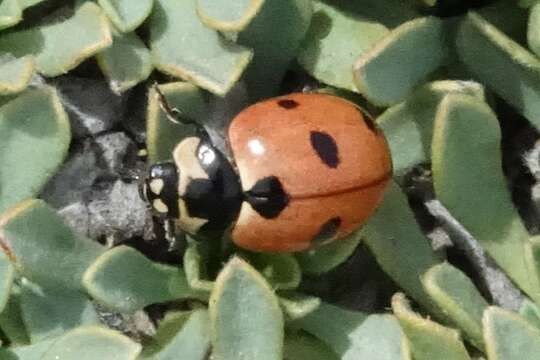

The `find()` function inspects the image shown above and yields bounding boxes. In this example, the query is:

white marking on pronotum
[173,137,209,195]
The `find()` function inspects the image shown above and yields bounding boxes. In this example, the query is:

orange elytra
[142,92,392,253]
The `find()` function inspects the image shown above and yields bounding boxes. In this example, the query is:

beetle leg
[152,82,197,126]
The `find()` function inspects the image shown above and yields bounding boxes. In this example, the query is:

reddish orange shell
[228,93,392,252]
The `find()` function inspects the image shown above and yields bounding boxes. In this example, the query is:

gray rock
[94,131,138,173]
[41,139,102,208]
[87,180,148,244]
[95,304,156,341]
[51,76,125,139]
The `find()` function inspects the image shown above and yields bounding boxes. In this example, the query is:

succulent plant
[4,0,540,359]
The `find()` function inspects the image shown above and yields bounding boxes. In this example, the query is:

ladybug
[142,92,392,252]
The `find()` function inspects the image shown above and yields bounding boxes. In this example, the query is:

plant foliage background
[2,0,540,359]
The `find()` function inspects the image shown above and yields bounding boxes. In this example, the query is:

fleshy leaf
[377,80,485,177]
[97,0,153,33]
[297,0,389,93]
[484,307,540,360]
[519,300,540,331]
[0,249,14,313]
[456,11,540,131]
[146,82,208,163]
[237,0,313,99]
[0,285,29,346]
[361,181,442,314]
[392,293,470,360]
[209,257,284,360]
[0,56,35,95]
[295,229,360,275]
[196,0,264,32]
[353,17,448,106]
[141,310,210,360]
[283,331,339,360]
[19,279,99,342]
[279,292,320,321]
[0,199,103,291]
[530,3,540,56]
[83,245,205,313]
[422,262,488,349]
[150,0,252,96]
[0,3,112,76]
[96,30,152,94]
[41,326,142,360]
[296,302,410,360]
[0,87,70,213]
[0,0,22,31]
[431,93,540,304]
[183,241,214,292]
[243,253,301,290]
[0,338,55,360]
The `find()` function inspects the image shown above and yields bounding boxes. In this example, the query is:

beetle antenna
[152,82,198,126]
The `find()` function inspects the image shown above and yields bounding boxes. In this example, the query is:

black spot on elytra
[310,131,340,168]
[277,99,299,109]
[312,217,342,244]
[245,176,289,219]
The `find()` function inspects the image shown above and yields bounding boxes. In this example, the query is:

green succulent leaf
[283,331,339,360]
[209,257,284,360]
[0,0,22,31]
[83,245,205,313]
[146,82,208,163]
[0,338,55,360]
[0,56,35,95]
[297,0,389,93]
[237,0,313,99]
[150,0,252,96]
[0,3,112,77]
[422,262,488,349]
[0,250,14,313]
[518,0,537,8]
[243,253,301,290]
[96,30,152,94]
[196,0,264,32]
[19,279,99,343]
[279,292,321,321]
[98,0,153,33]
[353,16,448,106]
[0,199,103,291]
[297,302,411,360]
[295,229,360,275]
[19,0,47,8]
[392,293,470,360]
[431,93,540,304]
[377,80,485,177]
[530,3,540,61]
[456,11,540,131]
[141,310,210,360]
[361,181,442,314]
[484,306,540,360]
[184,241,214,293]
[41,326,142,360]
[0,87,70,213]
[0,285,29,346]
[519,300,540,331]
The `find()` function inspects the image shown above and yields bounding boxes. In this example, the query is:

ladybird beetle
[142,92,392,252]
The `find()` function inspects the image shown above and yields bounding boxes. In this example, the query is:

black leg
[152,82,197,126]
